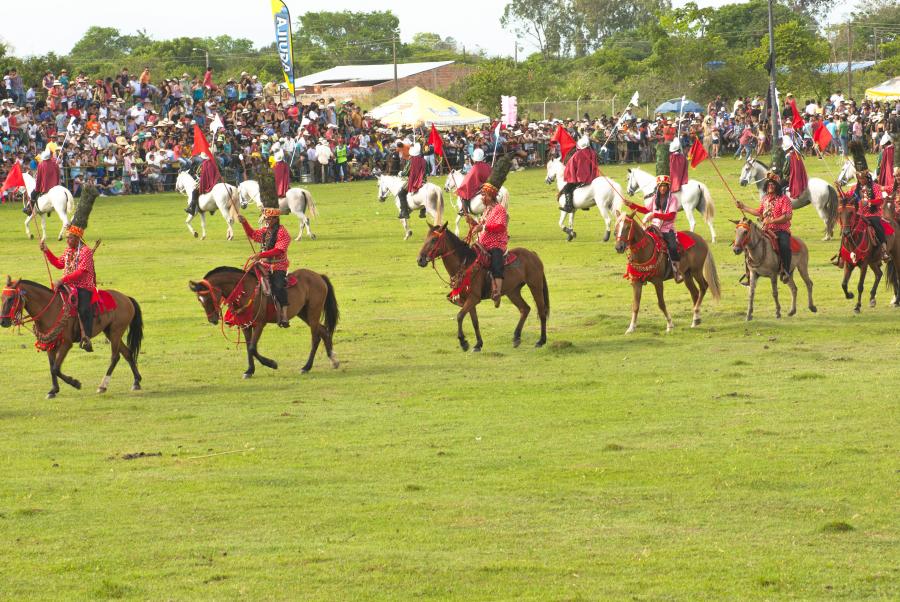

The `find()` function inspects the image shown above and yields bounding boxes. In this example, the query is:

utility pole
[847,21,852,98]
[766,0,778,142]
[514,43,518,64]
[392,31,399,95]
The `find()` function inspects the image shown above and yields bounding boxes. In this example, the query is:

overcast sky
[4,0,851,61]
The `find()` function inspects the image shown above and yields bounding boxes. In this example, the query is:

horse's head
[730,217,754,255]
[1,276,22,329]
[377,176,389,203]
[545,158,560,184]
[614,212,637,253]
[417,223,449,268]
[625,169,639,196]
[188,279,220,325]
[837,159,855,187]
[837,197,859,237]
[443,171,459,192]
[739,160,755,187]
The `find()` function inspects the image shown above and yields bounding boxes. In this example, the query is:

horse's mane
[17,279,51,292]
[203,266,244,279]
[752,158,769,170]
[441,228,476,262]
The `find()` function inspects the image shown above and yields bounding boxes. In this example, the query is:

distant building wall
[299,63,473,103]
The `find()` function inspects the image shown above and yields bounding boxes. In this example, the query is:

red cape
[35,157,60,193]
[669,152,688,193]
[563,148,597,184]
[878,145,895,194]
[274,161,290,197]
[407,156,426,193]
[457,162,491,200]
[788,152,808,200]
[199,158,222,194]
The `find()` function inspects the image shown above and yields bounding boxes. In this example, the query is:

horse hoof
[460,340,470,352]
[534,340,545,348]
[513,338,521,348]
[775,313,781,319]
[193,231,199,238]
[46,392,57,400]
[691,319,701,328]
[97,387,106,394]
[603,231,611,242]
[270,361,279,370]
[472,346,482,353]
[301,367,311,374]
[625,327,635,334]
[788,309,796,317]
[242,372,253,379]
[331,359,340,369]
[566,232,575,242]
[845,292,854,299]
[29,233,34,240]
[746,315,753,322]
[854,307,861,314]
[57,235,63,241]
[870,299,876,308]
[404,230,413,240]
[72,380,82,390]
[310,234,317,241]
[131,383,141,391]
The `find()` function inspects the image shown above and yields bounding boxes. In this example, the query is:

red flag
[427,124,444,157]
[0,162,26,197]
[812,121,833,152]
[688,137,708,168]
[191,123,213,157]
[551,125,575,161]
[788,98,805,131]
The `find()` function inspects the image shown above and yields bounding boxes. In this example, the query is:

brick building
[295,61,472,101]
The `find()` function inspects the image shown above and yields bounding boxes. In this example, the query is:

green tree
[706,0,812,51]
[500,0,567,58]
[295,11,399,72]
[748,21,832,98]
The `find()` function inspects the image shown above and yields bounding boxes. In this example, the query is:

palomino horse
[417,224,549,351]
[626,166,718,243]
[22,178,74,242]
[614,213,721,334]
[731,218,817,320]
[189,265,340,377]
[377,175,444,240]
[740,158,838,240]
[0,276,144,398]
[835,196,900,312]
[545,157,625,242]
[238,179,319,241]
[175,171,240,240]
[443,169,509,235]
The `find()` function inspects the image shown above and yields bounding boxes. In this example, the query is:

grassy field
[0,156,897,600]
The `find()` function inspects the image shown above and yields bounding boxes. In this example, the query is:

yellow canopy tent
[865,76,900,101]
[368,87,490,128]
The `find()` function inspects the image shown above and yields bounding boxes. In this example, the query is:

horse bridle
[194,279,223,322]
[732,221,753,251]
[0,285,25,324]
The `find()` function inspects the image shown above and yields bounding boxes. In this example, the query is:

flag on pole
[551,125,576,161]
[501,95,518,127]
[192,124,213,157]
[687,136,708,168]
[270,0,296,94]
[209,114,224,135]
[427,124,444,157]
[491,121,503,166]
[0,162,26,198]
[812,121,833,152]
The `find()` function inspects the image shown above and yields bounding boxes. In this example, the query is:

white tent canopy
[368,87,490,128]
[865,76,900,101]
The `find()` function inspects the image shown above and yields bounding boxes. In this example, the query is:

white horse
[443,169,509,235]
[740,158,838,241]
[545,158,625,242]
[238,180,319,241]
[175,171,240,240]
[21,173,74,242]
[626,167,717,243]
[377,175,444,240]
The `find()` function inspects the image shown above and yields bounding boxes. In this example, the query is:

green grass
[0,157,897,600]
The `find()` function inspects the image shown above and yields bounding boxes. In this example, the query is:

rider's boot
[881,242,890,262]
[185,189,200,215]
[491,278,503,308]
[23,191,37,215]
[419,206,427,219]
[80,310,94,353]
[278,305,291,328]
[398,191,411,219]
[564,191,575,213]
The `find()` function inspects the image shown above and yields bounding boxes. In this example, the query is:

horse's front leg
[652,280,673,332]
[456,296,478,351]
[51,340,81,392]
[841,264,854,299]
[295,214,304,241]
[199,211,208,240]
[770,275,782,318]
[869,263,883,308]
[401,216,412,240]
[223,209,234,241]
[242,326,257,378]
[454,210,463,236]
[46,349,60,399]
[855,265,867,313]
[56,216,66,242]
[685,207,697,232]
[24,212,33,239]
[746,270,758,321]
[625,282,643,334]
[185,211,198,238]
[469,305,484,352]
[786,274,799,317]
[598,202,612,242]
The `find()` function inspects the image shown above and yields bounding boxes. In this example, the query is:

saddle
[837,219,894,266]
[447,251,519,306]
[224,269,299,327]
[625,228,696,283]
[64,287,117,319]
[761,230,803,255]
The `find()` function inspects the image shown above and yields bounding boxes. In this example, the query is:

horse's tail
[305,190,319,220]
[66,189,75,216]
[825,184,838,236]
[435,187,444,225]
[888,261,900,302]
[703,248,722,301]
[542,273,550,319]
[321,275,339,334]
[700,183,715,222]
[126,297,144,363]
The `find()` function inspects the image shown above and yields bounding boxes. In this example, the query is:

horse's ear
[729,219,739,224]
[5,275,10,286]
[442,222,448,230]
[188,280,201,292]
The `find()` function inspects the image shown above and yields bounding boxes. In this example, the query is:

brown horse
[417,224,548,351]
[614,213,721,334]
[835,197,900,312]
[1,276,143,399]
[731,218,817,320]
[189,265,339,378]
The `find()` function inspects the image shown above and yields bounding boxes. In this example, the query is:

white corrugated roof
[296,61,454,87]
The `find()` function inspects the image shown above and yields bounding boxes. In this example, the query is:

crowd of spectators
[1,65,898,203]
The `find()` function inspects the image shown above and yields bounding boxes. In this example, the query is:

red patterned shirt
[758,194,792,232]
[479,202,509,251]
[243,221,290,271]
[45,244,96,290]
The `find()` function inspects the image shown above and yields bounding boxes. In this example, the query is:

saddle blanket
[65,288,117,318]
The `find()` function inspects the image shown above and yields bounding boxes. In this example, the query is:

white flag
[209,114,224,134]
